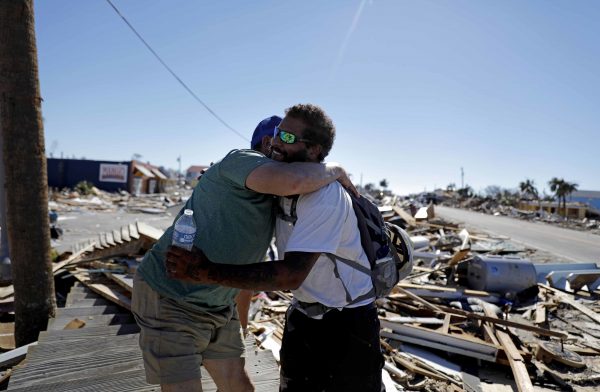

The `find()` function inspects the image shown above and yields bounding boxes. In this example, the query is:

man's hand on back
[328,163,359,197]
[166,246,210,283]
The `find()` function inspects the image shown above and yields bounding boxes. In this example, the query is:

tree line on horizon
[444,178,579,217]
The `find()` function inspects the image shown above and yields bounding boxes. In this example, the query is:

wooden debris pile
[2,201,598,391]
[48,186,185,214]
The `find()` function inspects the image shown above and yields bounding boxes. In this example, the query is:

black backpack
[278,192,413,305]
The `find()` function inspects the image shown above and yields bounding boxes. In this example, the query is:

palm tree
[519,179,538,200]
[379,179,388,191]
[0,0,56,346]
[562,181,579,212]
[548,177,565,216]
[548,178,578,218]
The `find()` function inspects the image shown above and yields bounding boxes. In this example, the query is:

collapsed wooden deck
[6,282,279,391]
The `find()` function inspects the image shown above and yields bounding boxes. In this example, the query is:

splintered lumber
[438,304,567,339]
[383,361,407,381]
[136,221,163,241]
[393,286,444,314]
[0,244,95,301]
[112,229,123,244]
[440,314,452,334]
[381,321,498,362]
[52,243,96,275]
[482,304,534,392]
[394,283,499,302]
[540,284,600,325]
[383,315,445,326]
[121,225,131,242]
[392,206,416,227]
[105,272,134,293]
[401,343,462,382]
[71,269,132,310]
[535,291,547,325]
[0,341,38,368]
[448,249,470,266]
[128,223,140,239]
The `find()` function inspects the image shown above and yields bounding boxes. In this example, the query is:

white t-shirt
[275,182,374,309]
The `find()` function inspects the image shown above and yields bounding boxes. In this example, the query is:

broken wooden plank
[112,229,123,245]
[136,221,163,241]
[395,283,498,300]
[392,206,416,227]
[99,233,109,248]
[105,272,134,293]
[482,304,534,392]
[448,248,470,266]
[105,231,116,247]
[71,269,132,310]
[128,223,139,240]
[393,286,445,314]
[535,292,547,326]
[381,322,498,362]
[440,314,452,334]
[540,284,600,325]
[52,243,95,275]
[121,225,131,242]
[438,304,567,339]
[0,341,38,368]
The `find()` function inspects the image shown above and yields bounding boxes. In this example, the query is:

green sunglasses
[273,127,312,144]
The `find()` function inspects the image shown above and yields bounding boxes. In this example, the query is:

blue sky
[34,1,600,196]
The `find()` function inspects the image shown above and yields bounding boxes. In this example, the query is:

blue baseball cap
[251,115,282,150]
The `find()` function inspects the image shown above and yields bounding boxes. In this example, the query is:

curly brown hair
[284,104,335,162]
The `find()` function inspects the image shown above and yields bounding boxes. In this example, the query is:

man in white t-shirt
[167,104,384,392]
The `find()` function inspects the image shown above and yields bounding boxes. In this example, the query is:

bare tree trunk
[0,0,56,346]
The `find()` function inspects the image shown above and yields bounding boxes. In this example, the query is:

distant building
[518,200,589,219]
[186,165,209,183]
[569,190,600,214]
[47,158,172,194]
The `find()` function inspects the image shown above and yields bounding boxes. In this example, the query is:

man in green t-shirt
[132,115,356,392]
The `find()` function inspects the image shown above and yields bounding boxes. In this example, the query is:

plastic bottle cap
[184,209,193,216]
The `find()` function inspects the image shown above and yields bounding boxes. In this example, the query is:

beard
[271,147,309,163]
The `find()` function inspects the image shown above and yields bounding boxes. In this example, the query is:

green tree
[548,178,577,218]
[379,179,388,190]
[519,179,538,200]
[548,177,565,216]
[0,0,56,346]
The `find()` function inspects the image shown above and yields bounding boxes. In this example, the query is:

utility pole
[0,0,56,346]
[0,132,10,280]
[461,167,464,189]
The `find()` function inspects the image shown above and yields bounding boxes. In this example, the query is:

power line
[105,0,248,142]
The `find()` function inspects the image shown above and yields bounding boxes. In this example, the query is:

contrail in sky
[330,0,370,80]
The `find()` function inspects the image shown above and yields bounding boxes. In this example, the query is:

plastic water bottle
[172,209,196,251]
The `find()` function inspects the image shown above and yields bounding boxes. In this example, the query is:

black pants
[279,302,384,392]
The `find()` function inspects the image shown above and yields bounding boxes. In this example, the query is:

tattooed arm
[166,246,319,291]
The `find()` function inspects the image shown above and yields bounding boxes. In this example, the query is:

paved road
[52,205,182,254]
[436,206,600,263]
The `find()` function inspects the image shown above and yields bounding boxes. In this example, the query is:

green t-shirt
[137,149,274,310]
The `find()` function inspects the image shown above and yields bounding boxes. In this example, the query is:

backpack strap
[276,195,299,225]
[325,253,376,305]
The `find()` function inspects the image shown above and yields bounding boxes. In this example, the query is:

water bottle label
[172,230,195,250]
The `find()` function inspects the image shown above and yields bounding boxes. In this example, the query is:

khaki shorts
[131,272,244,385]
